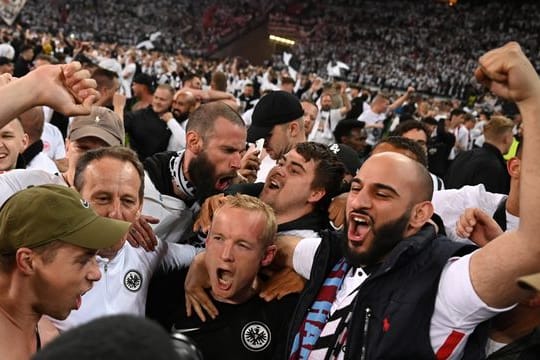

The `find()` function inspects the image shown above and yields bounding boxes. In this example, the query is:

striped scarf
[289,258,349,360]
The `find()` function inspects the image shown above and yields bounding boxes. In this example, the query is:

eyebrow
[351,178,400,197]
[281,155,307,173]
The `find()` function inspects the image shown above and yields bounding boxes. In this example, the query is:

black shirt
[445,142,510,194]
[146,268,297,360]
[124,106,172,161]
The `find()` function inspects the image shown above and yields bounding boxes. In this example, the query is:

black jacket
[124,106,172,161]
[445,142,510,194]
[284,225,486,359]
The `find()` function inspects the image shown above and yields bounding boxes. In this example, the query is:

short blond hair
[484,115,514,141]
[216,194,277,247]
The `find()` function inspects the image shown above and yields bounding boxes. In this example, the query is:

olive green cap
[0,184,130,254]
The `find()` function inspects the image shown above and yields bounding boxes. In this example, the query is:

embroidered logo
[123,270,142,292]
[241,321,271,352]
[383,317,391,332]
[329,143,340,154]
[95,115,101,123]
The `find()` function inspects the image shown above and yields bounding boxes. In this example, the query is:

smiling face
[205,206,274,304]
[77,157,142,258]
[0,119,28,171]
[32,243,101,320]
[344,153,432,266]
[260,148,323,223]
[151,87,173,115]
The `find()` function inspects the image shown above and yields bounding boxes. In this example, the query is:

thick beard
[341,209,411,267]
[188,151,220,202]
[172,110,189,124]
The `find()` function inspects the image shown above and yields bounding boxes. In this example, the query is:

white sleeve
[292,237,322,280]
[430,252,515,359]
[431,185,504,243]
[166,119,186,152]
[51,126,66,159]
[160,241,203,271]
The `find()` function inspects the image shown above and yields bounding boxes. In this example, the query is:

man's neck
[61,170,72,187]
[276,206,313,227]
[507,184,519,217]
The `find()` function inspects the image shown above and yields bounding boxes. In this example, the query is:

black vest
[285,225,487,359]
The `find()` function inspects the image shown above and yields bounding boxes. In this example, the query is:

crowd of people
[1,1,540,360]
[17,0,270,56]
[270,0,540,98]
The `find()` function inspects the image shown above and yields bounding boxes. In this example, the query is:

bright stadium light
[269,35,295,46]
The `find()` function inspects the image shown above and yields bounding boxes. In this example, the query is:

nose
[348,187,372,211]
[230,152,242,170]
[87,257,101,282]
[220,242,234,262]
[106,199,124,220]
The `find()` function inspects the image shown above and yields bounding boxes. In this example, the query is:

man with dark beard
[275,42,540,360]
[142,102,246,245]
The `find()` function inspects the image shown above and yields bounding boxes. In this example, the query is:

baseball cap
[68,106,125,146]
[0,56,12,66]
[98,58,122,79]
[328,143,362,175]
[248,91,303,143]
[133,73,156,91]
[0,184,130,254]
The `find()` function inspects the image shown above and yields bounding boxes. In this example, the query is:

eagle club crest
[241,321,271,352]
[123,270,142,292]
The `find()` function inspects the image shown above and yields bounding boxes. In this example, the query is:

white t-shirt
[166,118,186,152]
[50,239,199,332]
[26,152,59,174]
[122,62,137,99]
[41,122,66,161]
[0,169,66,207]
[358,108,386,146]
[449,125,470,160]
[308,109,345,145]
[142,171,198,244]
[293,240,513,360]
[432,184,518,243]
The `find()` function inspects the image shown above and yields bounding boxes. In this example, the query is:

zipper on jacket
[360,307,372,360]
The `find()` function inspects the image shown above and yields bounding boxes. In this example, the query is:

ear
[21,133,29,150]
[15,248,36,275]
[526,293,540,308]
[307,188,325,204]
[260,244,277,267]
[408,201,434,231]
[289,121,299,138]
[186,130,203,155]
[507,157,521,179]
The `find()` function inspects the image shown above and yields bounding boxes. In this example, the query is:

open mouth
[348,213,373,244]
[216,268,233,291]
[215,176,235,191]
[267,178,280,190]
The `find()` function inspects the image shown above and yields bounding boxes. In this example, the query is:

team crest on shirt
[241,321,271,352]
[123,270,142,292]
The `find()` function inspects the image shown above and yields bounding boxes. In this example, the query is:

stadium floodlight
[269,35,295,46]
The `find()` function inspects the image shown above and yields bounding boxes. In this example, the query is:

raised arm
[469,42,540,308]
[0,62,98,128]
